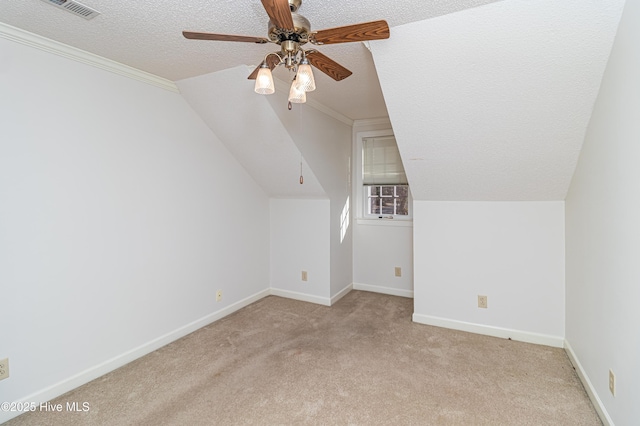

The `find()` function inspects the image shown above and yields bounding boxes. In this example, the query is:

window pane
[381,203,394,214]
[396,185,408,215]
[381,186,394,196]
[396,197,409,215]
[370,198,381,214]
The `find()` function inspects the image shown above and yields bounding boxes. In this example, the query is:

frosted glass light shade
[288,80,306,103]
[254,66,275,95]
[295,63,316,92]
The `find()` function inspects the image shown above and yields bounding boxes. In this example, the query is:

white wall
[353,222,413,297]
[413,201,565,346]
[0,37,270,421]
[351,120,414,298]
[565,1,640,423]
[270,198,331,304]
[268,95,353,301]
[161,64,353,308]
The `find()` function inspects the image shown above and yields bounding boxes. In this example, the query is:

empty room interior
[1,0,638,424]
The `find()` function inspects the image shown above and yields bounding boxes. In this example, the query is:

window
[362,135,410,219]
[366,185,409,216]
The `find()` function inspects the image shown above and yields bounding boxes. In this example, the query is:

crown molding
[0,22,179,93]
[353,117,391,128]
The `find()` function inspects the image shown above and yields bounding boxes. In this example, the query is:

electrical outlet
[0,358,9,381]
[301,271,308,281]
[609,369,616,396]
[395,267,402,277]
[216,290,222,302]
[478,295,488,309]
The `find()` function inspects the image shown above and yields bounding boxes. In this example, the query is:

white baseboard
[564,340,612,426]
[330,283,353,305]
[1,288,270,424]
[353,282,414,298]
[412,313,564,348]
[269,283,409,307]
[269,288,332,306]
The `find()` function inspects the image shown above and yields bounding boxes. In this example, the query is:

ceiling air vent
[40,0,100,20]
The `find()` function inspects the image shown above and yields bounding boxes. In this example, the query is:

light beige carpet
[7,291,600,425]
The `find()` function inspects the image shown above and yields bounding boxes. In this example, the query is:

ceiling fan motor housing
[268,12,311,43]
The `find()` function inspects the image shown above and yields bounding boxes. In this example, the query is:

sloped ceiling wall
[0,0,504,122]
[370,0,625,201]
[177,66,325,198]
[266,90,353,199]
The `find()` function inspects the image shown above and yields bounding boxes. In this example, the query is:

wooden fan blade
[260,0,294,31]
[183,31,269,44]
[306,50,352,81]
[311,20,390,45]
[247,54,281,80]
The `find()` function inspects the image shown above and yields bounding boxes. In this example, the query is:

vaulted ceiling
[0,0,627,201]
[371,0,625,200]
[0,0,501,120]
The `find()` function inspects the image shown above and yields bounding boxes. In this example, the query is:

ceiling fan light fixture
[288,79,307,104]
[183,0,390,108]
[254,63,275,95]
[295,61,316,92]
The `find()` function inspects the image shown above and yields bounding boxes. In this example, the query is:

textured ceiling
[178,66,326,198]
[371,0,625,200]
[0,0,626,201]
[0,0,501,120]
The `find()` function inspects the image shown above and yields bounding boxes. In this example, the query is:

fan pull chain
[298,105,303,184]
[300,156,304,184]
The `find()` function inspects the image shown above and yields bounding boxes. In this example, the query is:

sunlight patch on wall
[340,196,350,243]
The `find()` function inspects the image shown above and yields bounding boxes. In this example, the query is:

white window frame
[354,130,412,224]
[364,184,411,218]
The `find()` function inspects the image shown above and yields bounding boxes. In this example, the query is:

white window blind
[362,136,407,185]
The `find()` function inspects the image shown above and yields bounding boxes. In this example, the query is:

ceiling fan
[182,0,390,103]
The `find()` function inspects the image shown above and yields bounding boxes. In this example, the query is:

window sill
[356,218,413,227]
